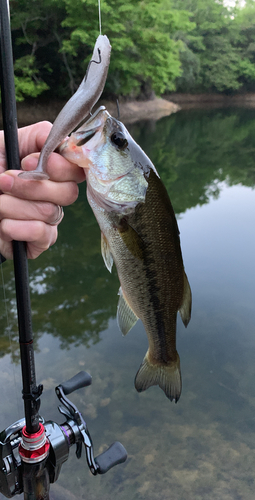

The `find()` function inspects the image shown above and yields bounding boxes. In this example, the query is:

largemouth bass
[59,106,192,402]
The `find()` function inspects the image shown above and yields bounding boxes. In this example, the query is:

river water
[0,107,255,500]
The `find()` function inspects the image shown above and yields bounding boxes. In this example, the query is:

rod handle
[61,371,92,395]
[95,442,127,474]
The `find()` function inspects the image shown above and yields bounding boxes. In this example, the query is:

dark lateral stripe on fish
[134,171,178,365]
[142,262,170,363]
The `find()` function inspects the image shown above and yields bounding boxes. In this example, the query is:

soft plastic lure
[19,35,111,180]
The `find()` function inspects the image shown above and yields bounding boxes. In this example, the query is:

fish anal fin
[101,232,113,272]
[134,351,182,403]
[117,287,139,336]
[179,271,192,327]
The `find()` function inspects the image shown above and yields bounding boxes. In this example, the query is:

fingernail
[21,154,39,171]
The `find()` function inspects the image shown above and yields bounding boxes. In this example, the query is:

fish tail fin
[134,351,181,403]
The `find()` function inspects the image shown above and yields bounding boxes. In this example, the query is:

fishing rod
[0,0,52,496]
[0,1,127,499]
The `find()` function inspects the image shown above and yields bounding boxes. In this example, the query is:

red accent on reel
[19,423,50,464]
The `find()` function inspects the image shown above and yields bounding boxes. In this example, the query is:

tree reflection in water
[1,107,255,360]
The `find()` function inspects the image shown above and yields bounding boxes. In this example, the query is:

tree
[60,0,194,97]
[10,0,194,100]
[173,0,255,93]
[9,0,255,100]
[231,0,255,91]
[10,0,74,100]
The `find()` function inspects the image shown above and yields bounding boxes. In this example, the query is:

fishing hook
[85,48,102,83]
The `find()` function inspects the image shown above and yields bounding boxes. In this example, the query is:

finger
[0,238,58,260]
[17,121,52,159]
[0,194,63,224]
[0,219,58,260]
[0,171,79,206]
[0,131,6,173]
[21,152,86,184]
[0,123,53,175]
[0,240,13,260]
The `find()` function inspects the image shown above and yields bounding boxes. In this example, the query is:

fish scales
[117,171,184,357]
[59,106,192,402]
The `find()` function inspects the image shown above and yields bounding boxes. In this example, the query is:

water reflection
[130,108,255,211]
[0,108,255,499]
[1,108,255,358]
[0,188,119,355]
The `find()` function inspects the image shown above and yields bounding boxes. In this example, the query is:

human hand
[0,121,85,260]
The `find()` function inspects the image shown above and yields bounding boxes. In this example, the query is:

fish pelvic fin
[134,351,182,403]
[101,232,114,272]
[179,271,192,328]
[117,287,139,336]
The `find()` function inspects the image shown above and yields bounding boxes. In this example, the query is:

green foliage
[173,0,255,93]
[10,0,194,99]
[61,0,194,96]
[14,55,48,101]
[7,0,255,100]
[174,32,200,91]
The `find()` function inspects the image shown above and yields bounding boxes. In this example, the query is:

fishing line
[116,99,120,120]
[73,0,103,129]
[73,47,102,130]
[98,0,102,35]
[0,263,21,419]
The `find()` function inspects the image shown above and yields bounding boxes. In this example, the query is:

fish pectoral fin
[118,219,144,260]
[101,232,114,272]
[179,271,192,327]
[117,287,139,336]
[135,351,181,403]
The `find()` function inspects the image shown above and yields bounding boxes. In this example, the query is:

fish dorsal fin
[179,271,192,327]
[117,287,139,336]
[118,219,144,260]
[101,232,114,272]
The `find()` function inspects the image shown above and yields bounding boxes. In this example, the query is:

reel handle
[95,442,127,474]
[60,371,92,395]
[56,371,127,476]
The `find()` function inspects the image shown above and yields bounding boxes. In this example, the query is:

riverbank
[3,93,255,128]
[165,92,255,109]
[13,97,180,127]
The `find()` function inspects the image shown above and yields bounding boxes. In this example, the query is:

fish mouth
[58,106,110,153]
[80,105,109,129]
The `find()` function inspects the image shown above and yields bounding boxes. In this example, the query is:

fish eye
[110,132,128,150]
